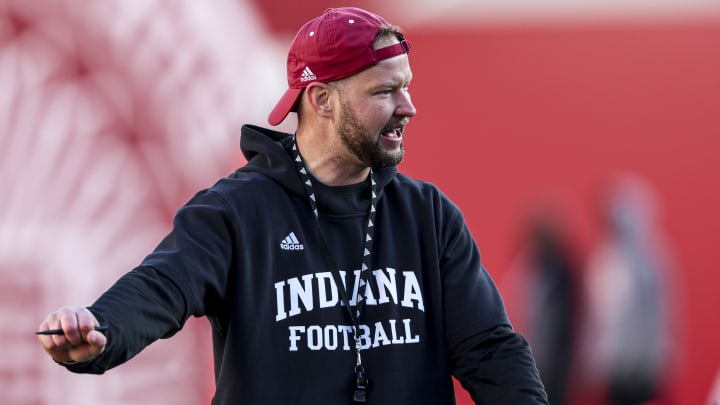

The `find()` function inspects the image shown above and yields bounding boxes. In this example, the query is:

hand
[37,306,107,364]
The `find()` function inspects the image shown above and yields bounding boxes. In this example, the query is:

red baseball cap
[268,7,411,126]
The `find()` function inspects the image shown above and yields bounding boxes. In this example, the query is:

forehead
[346,54,412,87]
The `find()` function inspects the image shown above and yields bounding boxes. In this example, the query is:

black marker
[36,324,108,335]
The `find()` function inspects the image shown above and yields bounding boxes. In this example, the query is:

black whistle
[352,370,369,403]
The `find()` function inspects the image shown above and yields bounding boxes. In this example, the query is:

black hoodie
[67,124,548,404]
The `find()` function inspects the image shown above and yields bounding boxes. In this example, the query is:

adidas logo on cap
[300,66,316,82]
[280,231,304,251]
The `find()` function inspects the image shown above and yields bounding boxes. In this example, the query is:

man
[38,7,548,404]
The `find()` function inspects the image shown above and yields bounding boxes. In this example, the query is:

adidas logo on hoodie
[280,232,304,251]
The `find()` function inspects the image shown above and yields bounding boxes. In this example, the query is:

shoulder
[386,174,466,229]
[390,173,442,196]
[208,169,283,197]
[182,170,288,214]
[390,173,458,208]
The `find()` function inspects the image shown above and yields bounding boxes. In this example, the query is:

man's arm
[451,324,549,404]
[36,190,235,374]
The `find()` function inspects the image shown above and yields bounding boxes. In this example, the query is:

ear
[304,82,334,119]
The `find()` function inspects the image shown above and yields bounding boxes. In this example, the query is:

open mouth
[382,127,403,139]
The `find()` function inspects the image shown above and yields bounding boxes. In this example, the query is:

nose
[395,89,417,118]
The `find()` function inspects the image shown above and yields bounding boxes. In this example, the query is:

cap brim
[268,87,303,126]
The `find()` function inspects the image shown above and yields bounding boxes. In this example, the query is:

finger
[37,331,64,354]
[38,311,70,350]
[65,331,106,363]
[50,342,74,354]
[57,308,83,345]
[44,340,77,364]
[86,330,107,356]
[47,334,104,364]
[37,309,68,363]
[76,308,100,339]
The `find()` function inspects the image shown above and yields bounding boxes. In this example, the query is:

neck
[296,129,370,187]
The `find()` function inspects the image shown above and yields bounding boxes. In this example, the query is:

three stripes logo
[280,232,304,251]
[300,66,316,82]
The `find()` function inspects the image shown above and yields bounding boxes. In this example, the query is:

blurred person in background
[578,172,678,405]
[36,7,548,404]
[503,203,580,405]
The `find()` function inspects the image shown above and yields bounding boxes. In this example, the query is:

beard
[337,99,404,168]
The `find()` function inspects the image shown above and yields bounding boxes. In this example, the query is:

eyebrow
[373,77,412,90]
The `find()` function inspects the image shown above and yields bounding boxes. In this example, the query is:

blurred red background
[2,0,718,404]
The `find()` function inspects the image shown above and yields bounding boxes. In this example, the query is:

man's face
[333,48,416,168]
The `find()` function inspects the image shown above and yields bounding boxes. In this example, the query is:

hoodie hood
[236,124,397,198]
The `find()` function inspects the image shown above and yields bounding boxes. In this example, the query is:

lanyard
[291,138,377,403]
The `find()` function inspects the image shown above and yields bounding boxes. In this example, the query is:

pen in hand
[35,324,108,335]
